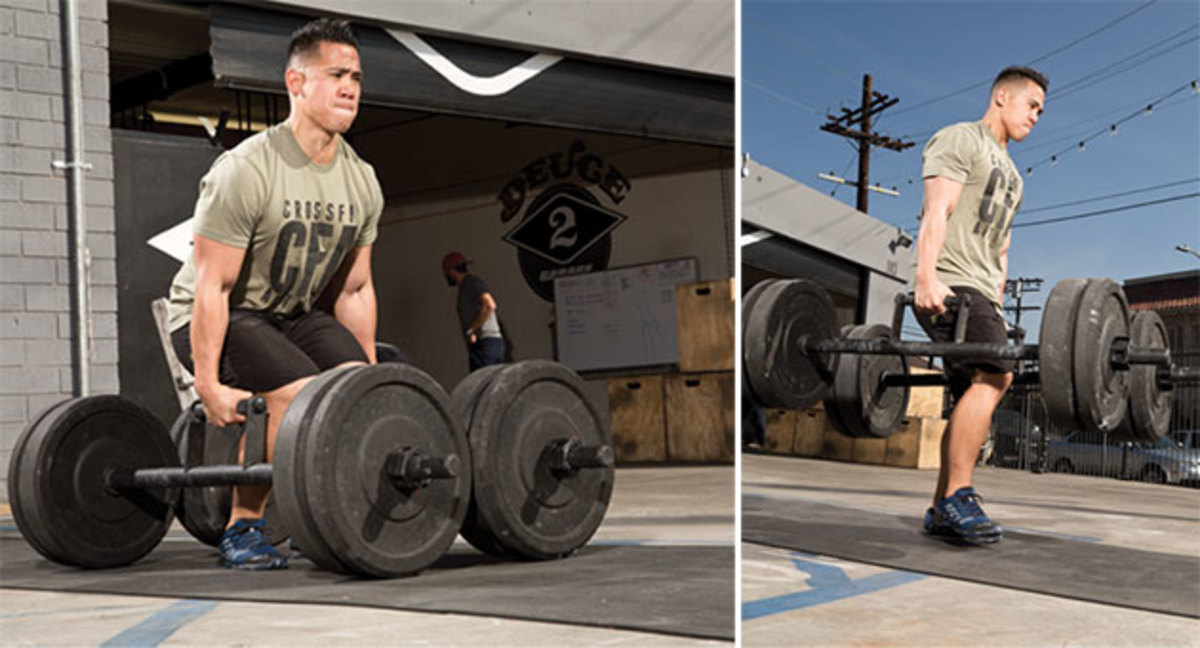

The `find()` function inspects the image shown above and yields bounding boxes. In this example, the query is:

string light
[1051,155,1058,165]
[1110,124,1118,135]
[1145,104,1153,116]
[1078,141,1086,151]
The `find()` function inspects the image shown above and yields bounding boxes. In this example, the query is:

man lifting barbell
[164,17,383,569]
[913,66,1047,545]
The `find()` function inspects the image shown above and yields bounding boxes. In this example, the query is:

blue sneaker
[218,519,288,570]
[923,507,955,537]
[931,487,1003,545]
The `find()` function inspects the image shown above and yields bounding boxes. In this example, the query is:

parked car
[1046,430,1200,486]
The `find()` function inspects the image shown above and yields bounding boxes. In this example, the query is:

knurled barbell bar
[8,363,470,577]
[743,277,1183,443]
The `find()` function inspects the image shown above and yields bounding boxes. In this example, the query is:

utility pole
[1004,276,1044,333]
[819,74,913,214]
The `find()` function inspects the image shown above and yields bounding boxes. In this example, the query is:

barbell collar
[547,438,614,474]
[386,448,460,490]
[107,463,274,491]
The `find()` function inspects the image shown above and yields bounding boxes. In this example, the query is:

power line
[745,79,820,115]
[1050,24,1199,100]
[744,16,861,88]
[1021,78,1199,173]
[1012,193,1199,229]
[889,1,1159,117]
[1020,178,1199,214]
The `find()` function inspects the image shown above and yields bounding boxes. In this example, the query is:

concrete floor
[1,465,734,646]
[741,454,1200,647]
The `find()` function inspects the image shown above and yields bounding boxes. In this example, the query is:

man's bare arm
[191,234,252,425]
[914,176,965,315]
[333,245,377,363]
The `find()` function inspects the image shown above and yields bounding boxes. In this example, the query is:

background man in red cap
[442,252,505,371]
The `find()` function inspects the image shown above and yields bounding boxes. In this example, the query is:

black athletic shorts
[914,285,1015,400]
[171,309,368,393]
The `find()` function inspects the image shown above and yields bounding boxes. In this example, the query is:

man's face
[291,41,362,134]
[999,79,1044,142]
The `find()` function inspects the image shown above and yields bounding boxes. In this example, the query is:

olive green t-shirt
[919,120,1023,310]
[166,123,384,331]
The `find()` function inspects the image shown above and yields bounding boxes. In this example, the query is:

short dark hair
[287,17,358,65]
[993,66,1049,93]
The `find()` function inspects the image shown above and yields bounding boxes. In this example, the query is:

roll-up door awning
[209,4,732,146]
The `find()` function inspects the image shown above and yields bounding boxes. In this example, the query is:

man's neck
[286,114,340,164]
[980,111,1009,149]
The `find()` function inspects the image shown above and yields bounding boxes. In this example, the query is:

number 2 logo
[548,205,578,250]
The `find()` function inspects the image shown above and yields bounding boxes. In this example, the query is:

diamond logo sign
[503,192,627,266]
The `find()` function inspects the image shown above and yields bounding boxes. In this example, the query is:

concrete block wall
[1,0,115,501]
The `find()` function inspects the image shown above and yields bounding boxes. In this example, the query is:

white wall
[268,0,734,78]
[354,115,733,389]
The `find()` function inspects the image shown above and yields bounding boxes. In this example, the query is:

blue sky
[742,0,1200,339]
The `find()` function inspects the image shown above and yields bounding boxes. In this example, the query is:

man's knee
[970,370,1012,399]
[262,375,316,410]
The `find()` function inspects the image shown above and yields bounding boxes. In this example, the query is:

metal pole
[59,0,90,396]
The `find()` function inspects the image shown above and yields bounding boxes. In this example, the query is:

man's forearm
[916,208,950,285]
[191,282,230,396]
[467,304,494,334]
[336,286,377,363]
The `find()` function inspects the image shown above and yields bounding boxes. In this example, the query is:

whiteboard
[554,258,698,372]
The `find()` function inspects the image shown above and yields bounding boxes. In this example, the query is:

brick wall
[1,0,115,501]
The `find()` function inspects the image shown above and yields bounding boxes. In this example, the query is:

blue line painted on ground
[99,599,218,647]
[743,555,926,621]
[0,525,17,532]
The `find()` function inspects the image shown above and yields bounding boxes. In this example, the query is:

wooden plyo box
[676,279,735,373]
[764,409,797,455]
[853,436,890,465]
[818,408,855,462]
[793,409,826,457]
[665,371,734,463]
[607,375,666,463]
[906,368,946,418]
[885,417,947,469]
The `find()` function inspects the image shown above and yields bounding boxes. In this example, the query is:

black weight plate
[1039,279,1088,431]
[299,364,472,577]
[744,279,838,410]
[273,366,359,574]
[14,396,176,568]
[471,360,614,559]
[1073,278,1130,433]
[171,408,286,547]
[448,364,513,557]
[826,324,909,439]
[1127,311,1172,443]
[741,279,778,405]
[7,399,74,562]
[821,325,857,437]
[853,324,909,438]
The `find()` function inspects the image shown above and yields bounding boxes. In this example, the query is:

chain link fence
[981,349,1200,487]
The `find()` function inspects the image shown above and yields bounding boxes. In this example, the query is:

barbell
[7,359,615,577]
[743,277,1188,443]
